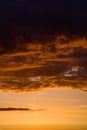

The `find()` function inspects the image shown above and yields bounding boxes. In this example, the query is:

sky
[0,88,87,125]
[0,0,87,127]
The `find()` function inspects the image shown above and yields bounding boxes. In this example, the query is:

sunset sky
[0,88,87,125]
[0,0,87,128]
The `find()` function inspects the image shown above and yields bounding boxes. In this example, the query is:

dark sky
[0,0,87,19]
[0,0,87,12]
[0,0,87,50]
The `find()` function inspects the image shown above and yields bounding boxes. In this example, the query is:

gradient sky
[0,88,87,124]
[0,0,87,126]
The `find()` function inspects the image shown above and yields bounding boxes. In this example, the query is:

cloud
[0,1,87,92]
[0,107,31,111]
[79,105,87,108]
[0,107,45,111]
[58,47,87,58]
[0,37,87,92]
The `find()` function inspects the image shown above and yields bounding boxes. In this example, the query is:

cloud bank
[0,1,87,92]
[0,37,87,92]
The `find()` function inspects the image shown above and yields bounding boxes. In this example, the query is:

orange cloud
[0,36,87,92]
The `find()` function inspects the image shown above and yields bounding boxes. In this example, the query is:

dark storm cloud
[0,1,87,92]
[0,37,87,92]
